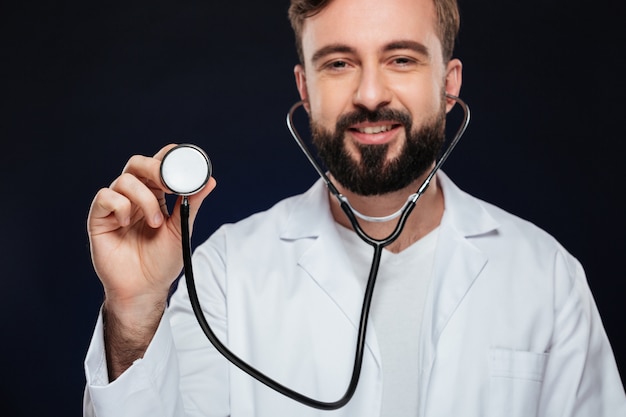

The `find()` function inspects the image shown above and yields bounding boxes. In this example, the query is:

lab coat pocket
[488,348,548,417]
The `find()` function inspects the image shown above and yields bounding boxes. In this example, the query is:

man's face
[294,0,462,195]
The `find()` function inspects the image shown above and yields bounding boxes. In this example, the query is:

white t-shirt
[335,223,439,416]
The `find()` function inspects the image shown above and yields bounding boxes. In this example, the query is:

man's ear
[444,58,463,113]
[294,64,311,113]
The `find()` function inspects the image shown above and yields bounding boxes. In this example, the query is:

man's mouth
[353,124,396,134]
[347,122,402,145]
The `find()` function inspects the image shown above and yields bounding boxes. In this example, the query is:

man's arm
[86,144,215,379]
[538,251,626,416]
[102,299,165,380]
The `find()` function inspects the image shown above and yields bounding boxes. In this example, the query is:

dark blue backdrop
[1,1,624,415]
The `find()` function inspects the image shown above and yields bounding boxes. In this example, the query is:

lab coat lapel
[280,180,382,369]
[418,172,499,414]
[423,222,487,348]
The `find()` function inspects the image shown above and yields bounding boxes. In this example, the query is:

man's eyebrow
[311,44,356,65]
[383,40,430,58]
[310,41,431,65]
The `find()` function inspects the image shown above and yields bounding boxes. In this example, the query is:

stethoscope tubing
[180,95,470,409]
[182,197,383,409]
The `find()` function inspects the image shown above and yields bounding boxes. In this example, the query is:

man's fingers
[98,144,212,234]
[153,143,179,160]
[109,173,165,228]
[89,188,132,227]
[121,154,168,194]
[121,144,190,195]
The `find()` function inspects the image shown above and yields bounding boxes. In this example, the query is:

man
[83,0,626,415]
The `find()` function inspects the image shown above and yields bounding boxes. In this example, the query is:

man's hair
[288,0,460,65]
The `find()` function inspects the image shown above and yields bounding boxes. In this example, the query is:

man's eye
[328,60,347,69]
[393,57,413,65]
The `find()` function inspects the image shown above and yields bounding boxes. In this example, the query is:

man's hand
[87,144,216,379]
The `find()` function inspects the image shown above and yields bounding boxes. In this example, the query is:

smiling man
[292,0,461,253]
[83,0,626,416]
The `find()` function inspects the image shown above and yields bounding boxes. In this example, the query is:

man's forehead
[300,0,439,60]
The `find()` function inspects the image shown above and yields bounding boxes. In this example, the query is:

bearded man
[83,0,626,416]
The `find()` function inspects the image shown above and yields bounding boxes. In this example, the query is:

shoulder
[196,179,329,253]
[440,174,589,318]
[440,172,581,276]
[440,171,567,250]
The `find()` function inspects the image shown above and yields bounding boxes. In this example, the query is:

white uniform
[84,172,626,417]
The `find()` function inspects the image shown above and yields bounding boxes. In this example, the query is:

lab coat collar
[279,178,333,240]
[279,171,500,242]
[436,171,500,237]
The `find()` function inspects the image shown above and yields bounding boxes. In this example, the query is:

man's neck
[328,171,444,254]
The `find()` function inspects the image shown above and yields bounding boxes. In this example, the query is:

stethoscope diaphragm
[160,144,212,196]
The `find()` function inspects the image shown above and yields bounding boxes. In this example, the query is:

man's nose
[352,65,392,111]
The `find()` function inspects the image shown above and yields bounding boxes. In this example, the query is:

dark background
[1,0,624,415]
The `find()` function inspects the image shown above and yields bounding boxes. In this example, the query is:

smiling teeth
[357,125,393,134]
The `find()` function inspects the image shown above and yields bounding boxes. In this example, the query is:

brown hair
[288,0,460,65]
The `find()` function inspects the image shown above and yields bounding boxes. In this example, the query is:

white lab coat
[84,172,626,417]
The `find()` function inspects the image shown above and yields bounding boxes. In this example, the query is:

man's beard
[311,104,446,196]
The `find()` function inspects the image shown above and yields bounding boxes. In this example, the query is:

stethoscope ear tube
[287,93,470,246]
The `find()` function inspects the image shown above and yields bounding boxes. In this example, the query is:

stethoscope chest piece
[160,144,212,196]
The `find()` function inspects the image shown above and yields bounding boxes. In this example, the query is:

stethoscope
[159,93,470,410]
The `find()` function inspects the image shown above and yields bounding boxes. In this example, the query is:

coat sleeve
[82,308,187,417]
[538,249,626,416]
[83,229,232,417]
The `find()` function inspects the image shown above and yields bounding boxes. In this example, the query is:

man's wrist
[102,297,166,381]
